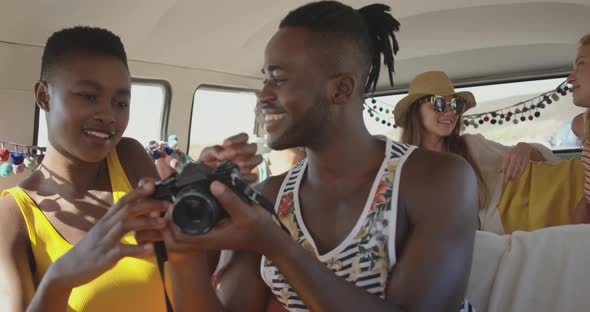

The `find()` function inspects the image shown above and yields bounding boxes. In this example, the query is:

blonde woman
[394,71,558,234]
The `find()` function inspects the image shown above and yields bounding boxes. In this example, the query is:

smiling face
[39,51,131,163]
[418,96,460,138]
[258,27,332,150]
[568,43,590,108]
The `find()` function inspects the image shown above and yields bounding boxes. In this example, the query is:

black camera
[152,160,274,235]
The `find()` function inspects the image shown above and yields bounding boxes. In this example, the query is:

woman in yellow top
[0,26,260,312]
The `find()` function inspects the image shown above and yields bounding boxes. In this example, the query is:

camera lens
[171,192,219,235]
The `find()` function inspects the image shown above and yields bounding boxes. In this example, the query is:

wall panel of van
[0,42,40,189]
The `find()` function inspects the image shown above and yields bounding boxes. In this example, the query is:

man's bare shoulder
[403,148,474,181]
[116,137,159,185]
[253,173,288,206]
[400,148,478,221]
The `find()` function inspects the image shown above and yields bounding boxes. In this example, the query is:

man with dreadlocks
[163,2,478,311]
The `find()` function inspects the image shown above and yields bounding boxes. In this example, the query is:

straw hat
[393,71,476,128]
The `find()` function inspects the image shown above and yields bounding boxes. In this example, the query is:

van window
[188,86,258,159]
[36,80,169,147]
[364,77,583,151]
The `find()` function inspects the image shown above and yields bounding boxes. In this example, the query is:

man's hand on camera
[161,181,285,258]
[199,133,262,185]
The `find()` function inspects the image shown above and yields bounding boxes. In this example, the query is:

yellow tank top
[1,150,169,312]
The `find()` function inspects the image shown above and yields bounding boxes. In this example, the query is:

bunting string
[364,79,573,129]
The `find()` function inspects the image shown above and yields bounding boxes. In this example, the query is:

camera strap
[253,192,291,234]
[154,241,174,312]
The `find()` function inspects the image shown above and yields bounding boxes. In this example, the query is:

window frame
[187,84,259,153]
[32,77,172,146]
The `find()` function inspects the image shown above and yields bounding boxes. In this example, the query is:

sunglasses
[425,95,465,115]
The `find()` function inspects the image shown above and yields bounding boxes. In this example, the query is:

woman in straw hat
[393,71,558,234]
[569,33,590,223]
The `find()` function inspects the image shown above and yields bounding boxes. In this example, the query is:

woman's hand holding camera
[140,132,269,261]
[38,133,264,298]
[44,181,169,291]
[138,132,269,263]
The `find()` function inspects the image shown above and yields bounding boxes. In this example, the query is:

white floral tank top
[260,137,476,311]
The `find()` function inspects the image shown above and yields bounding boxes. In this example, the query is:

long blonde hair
[401,98,489,210]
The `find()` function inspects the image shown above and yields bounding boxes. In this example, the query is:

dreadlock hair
[401,97,490,211]
[40,26,128,80]
[279,1,400,95]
